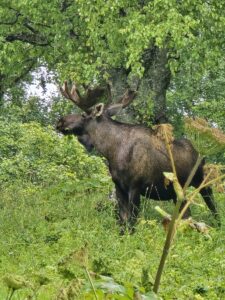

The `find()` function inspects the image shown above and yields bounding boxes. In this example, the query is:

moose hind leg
[200,187,220,225]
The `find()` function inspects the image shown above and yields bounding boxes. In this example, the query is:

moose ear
[93,103,105,117]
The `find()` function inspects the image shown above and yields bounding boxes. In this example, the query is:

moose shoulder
[57,82,219,230]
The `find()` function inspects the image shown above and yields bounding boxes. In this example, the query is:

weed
[0,183,224,299]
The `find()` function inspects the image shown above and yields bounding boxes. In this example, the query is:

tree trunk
[100,48,171,125]
[143,47,171,124]
[108,68,136,123]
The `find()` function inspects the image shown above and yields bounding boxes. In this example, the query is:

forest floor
[0,184,224,299]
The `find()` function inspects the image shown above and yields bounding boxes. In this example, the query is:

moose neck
[85,116,121,161]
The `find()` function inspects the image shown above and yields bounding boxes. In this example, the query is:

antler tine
[60,80,108,112]
[70,83,82,103]
[106,88,137,117]
[60,81,79,104]
[59,81,70,99]
[118,89,137,108]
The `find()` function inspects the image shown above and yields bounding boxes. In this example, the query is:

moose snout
[56,120,63,131]
[56,119,68,133]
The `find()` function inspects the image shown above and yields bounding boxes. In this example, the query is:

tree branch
[13,59,37,84]
[0,12,21,25]
[23,19,39,34]
[5,33,50,46]
[60,0,73,12]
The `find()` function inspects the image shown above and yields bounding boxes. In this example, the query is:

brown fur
[57,108,220,230]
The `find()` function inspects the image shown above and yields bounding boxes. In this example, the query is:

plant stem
[84,267,98,300]
[153,128,225,294]
[153,179,183,294]
[187,173,225,198]
[8,289,15,300]
[153,131,184,294]
[164,131,177,177]
[183,155,202,192]
[178,171,225,223]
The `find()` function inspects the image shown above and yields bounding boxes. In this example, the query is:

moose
[56,81,219,230]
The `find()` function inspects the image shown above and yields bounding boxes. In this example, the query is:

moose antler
[106,88,137,116]
[60,81,107,112]
[118,89,137,108]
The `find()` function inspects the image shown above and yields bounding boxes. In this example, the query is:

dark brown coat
[57,107,219,229]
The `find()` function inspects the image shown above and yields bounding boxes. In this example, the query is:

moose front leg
[115,184,141,234]
[115,184,129,228]
[128,188,141,229]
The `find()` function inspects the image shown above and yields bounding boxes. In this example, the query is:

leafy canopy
[0,0,224,83]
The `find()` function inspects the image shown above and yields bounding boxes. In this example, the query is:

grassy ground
[0,183,224,299]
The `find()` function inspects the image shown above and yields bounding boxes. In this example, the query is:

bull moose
[56,81,219,230]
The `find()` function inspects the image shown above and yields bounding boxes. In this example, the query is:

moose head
[56,81,137,139]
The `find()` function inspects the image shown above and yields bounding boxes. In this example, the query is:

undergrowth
[0,182,224,299]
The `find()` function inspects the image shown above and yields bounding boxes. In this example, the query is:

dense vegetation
[0,1,225,299]
[1,180,225,299]
[0,98,224,299]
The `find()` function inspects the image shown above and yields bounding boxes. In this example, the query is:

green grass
[0,183,224,299]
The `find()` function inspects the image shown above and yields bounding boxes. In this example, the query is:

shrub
[0,120,110,189]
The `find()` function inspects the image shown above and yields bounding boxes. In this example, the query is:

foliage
[185,117,225,163]
[167,57,225,132]
[0,184,224,299]
[0,0,224,84]
[1,92,75,125]
[0,119,110,189]
[0,106,224,299]
[0,2,225,298]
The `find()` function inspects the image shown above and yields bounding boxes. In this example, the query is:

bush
[0,120,110,189]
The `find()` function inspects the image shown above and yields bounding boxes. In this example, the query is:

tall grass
[0,181,224,299]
